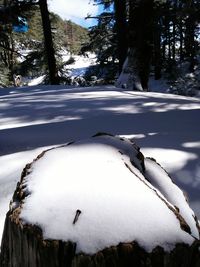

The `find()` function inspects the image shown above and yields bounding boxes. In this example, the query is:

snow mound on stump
[9,134,199,254]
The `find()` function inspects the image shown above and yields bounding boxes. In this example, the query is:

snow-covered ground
[62,53,97,77]
[0,84,200,246]
[19,53,97,87]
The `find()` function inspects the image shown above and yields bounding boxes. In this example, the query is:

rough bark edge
[1,214,200,267]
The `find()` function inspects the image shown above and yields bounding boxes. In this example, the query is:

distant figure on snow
[14,75,22,87]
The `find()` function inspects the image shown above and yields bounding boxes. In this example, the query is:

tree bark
[179,19,184,61]
[185,16,195,72]
[172,19,176,61]
[114,0,128,73]
[154,17,162,80]
[128,0,154,91]
[1,213,200,267]
[39,0,59,84]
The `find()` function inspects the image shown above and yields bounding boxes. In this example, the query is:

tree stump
[0,134,200,267]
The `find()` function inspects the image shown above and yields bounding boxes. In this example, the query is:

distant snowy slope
[0,85,200,245]
[62,53,97,77]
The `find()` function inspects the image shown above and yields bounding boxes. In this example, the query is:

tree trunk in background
[167,19,171,62]
[116,0,154,91]
[39,0,59,85]
[179,19,184,61]
[185,17,195,72]
[172,19,176,61]
[184,0,197,72]
[129,0,154,91]
[153,16,162,80]
[114,0,128,73]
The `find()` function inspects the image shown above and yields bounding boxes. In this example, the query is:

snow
[19,135,197,254]
[141,148,197,173]
[63,54,96,69]
[62,53,97,77]
[0,84,200,250]
[144,158,199,239]
[0,146,52,241]
[28,75,46,86]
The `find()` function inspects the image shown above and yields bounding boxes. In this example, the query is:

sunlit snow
[0,83,200,249]
[141,148,197,172]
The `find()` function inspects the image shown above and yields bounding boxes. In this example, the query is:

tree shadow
[0,86,200,216]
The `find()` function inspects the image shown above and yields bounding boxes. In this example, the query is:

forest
[0,1,200,266]
[0,0,199,95]
[87,0,200,94]
[0,0,89,86]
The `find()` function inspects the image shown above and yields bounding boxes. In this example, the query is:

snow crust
[19,135,197,254]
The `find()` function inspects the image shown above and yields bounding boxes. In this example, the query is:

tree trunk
[184,0,197,72]
[128,0,154,91]
[179,19,184,61]
[172,19,176,61]
[185,17,195,72]
[39,0,59,85]
[1,135,200,266]
[114,0,128,73]
[154,21,162,80]
[1,213,200,267]
[167,20,171,62]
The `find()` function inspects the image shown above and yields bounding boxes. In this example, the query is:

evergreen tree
[0,0,41,85]
[82,5,117,81]
[0,0,59,85]
[90,0,200,90]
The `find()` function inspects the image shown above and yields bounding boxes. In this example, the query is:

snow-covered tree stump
[0,133,200,267]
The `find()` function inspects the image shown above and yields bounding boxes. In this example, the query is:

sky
[48,0,99,28]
